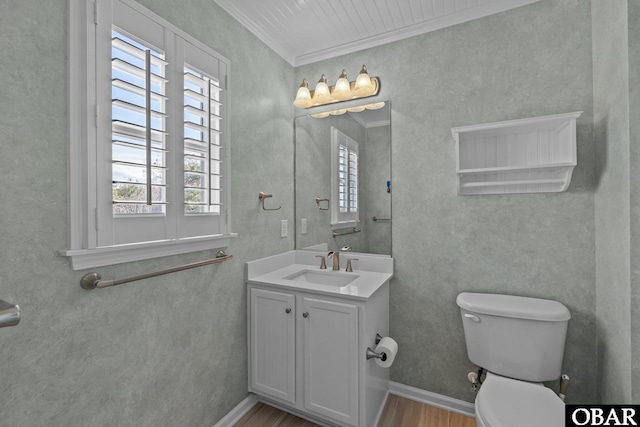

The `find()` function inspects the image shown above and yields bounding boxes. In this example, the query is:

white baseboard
[389,381,476,418]
[212,394,259,427]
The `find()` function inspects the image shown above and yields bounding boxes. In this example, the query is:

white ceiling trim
[295,0,541,66]
[214,0,541,67]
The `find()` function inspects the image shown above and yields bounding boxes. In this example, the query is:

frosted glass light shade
[332,70,352,101]
[313,74,332,104]
[346,105,365,113]
[354,65,374,97]
[293,79,313,108]
[329,108,347,115]
[365,101,385,110]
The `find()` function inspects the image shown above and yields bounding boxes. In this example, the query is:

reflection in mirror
[295,102,391,255]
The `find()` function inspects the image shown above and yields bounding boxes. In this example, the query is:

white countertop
[246,250,393,300]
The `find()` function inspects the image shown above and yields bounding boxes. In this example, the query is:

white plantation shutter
[347,146,358,214]
[111,31,168,215]
[338,143,358,216]
[183,69,222,215]
[64,0,233,269]
[331,127,359,228]
[178,40,229,239]
[96,1,173,246]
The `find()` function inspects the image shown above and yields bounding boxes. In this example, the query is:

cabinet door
[302,297,358,426]
[250,288,295,404]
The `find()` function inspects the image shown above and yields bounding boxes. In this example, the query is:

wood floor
[378,394,476,427]
[233,394,477,427]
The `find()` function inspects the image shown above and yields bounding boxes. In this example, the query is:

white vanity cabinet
[301,296,359,425]
[249,288,296,404]
[248,282,389,427]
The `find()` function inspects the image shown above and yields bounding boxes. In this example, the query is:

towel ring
[259,192,281,211]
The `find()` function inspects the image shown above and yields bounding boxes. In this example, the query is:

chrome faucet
[328,251,340,271]
[315,255,327,269]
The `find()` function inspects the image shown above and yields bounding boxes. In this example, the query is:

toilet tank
[456,292,570,382]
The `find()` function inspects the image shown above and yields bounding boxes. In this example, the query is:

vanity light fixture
[293,65,380,109]
[313,74,332,104]
[333,69,352,101]
[354,65,375,97]
[311,102,386,119]
[293,79,313,108]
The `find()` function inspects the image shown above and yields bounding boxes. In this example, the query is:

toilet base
[474,373,564,427]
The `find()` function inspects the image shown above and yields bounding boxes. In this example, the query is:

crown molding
[294,0,540,66]
[215,0,540,67]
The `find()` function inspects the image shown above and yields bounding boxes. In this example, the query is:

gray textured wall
[0,0,293,425]
[297,0,596,404]
[630,1,640,403]
[592,0,632,404]
[5,0,638,424]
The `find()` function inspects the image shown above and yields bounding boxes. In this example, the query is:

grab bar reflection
[332,228,361,237]
[372,216,391,222]
[0,299,20,328]
[80,251,233,290]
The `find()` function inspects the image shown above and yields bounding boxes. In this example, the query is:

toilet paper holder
[366,334,386,361]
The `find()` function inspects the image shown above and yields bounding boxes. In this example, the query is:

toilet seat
[475,374,564,427]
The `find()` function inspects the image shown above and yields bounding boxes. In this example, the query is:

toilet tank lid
[456,292,570,322]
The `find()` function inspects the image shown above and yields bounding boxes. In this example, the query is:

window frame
[63,0,235,270]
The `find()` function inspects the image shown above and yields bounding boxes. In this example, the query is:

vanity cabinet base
[248,283,389,427]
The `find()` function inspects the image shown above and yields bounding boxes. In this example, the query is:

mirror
[294,102,391,255]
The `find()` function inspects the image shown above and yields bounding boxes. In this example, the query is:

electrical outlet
[281,220,288,237]
[301,218,307,234]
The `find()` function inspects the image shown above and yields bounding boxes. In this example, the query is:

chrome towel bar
[372,216,391,222]
[80,251,232,290]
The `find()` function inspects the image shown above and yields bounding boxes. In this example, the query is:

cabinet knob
[285,308,291,314]
[302,312,309,318]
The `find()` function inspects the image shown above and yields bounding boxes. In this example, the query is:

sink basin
[284,270,358,287]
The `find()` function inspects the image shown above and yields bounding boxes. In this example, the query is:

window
[63,0,234,270]
[330,127,359,229]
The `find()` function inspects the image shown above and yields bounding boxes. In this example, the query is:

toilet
[456,292,571,427]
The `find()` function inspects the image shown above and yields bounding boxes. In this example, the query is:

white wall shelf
[451,111,582,195]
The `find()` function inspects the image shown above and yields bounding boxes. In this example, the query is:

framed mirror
[294,102,391,255]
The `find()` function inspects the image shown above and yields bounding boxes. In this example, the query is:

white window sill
[331,221,359,231]
[61,233,237,271]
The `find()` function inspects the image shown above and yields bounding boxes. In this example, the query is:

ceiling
[213,0,540,66]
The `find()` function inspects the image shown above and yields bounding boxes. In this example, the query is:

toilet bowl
[474,373,564,427]
[456,292,571,427]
